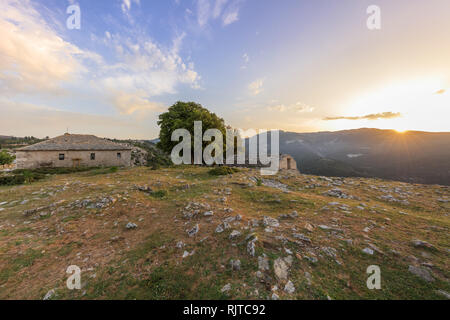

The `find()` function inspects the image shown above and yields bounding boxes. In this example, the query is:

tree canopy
[157,101,227,156]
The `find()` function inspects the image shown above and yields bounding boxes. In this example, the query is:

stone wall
[15,150,131,169]
[279,155,297,170]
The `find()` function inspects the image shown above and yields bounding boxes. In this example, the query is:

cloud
[213,0,228,18]
[97,32,200,114]
[111,91,165,115]
[0,0,200,116]
[323,112,402,121]
[241,53,249,69]
[0,0,101,95]
[223,11,238,25]
[197,0,211,27]
[248,78,264,95]
[267,102,314,113]
[196,0,243,27]
[121,0,140,14]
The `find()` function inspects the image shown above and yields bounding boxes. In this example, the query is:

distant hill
[248,128,450,185]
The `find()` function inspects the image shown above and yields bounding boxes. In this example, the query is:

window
[90,153,96,160]
[117,152,121,159]
[59,154,65,160]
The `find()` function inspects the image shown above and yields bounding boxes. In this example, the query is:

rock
[23,208,38,216]
[304,272,312,286]
[284,280,295,294]
[176,241,184,248]
[229,230,241,240]
[215,225,224,233]
[362,248,374,255]
[408,265,434,282]
[304,256,318,264]
[318,225,331,230]
[182,250,195,258]
[230,259,241,271]
[126,222,137,229]
[258,255,270,271]
[273,258,289,281]
[263,216,279,227]
[304,223,314,232]
[187,224,199,237]
[271,293,280,300]
[247,239,256,256]
[435,289,450,299]
[204,211,214,217]
[43,289,56,300]
[221,283,231,293]
[293,233,311,243]
[290,211,299,218]
[411,239,435,250]
[279,211,297,220]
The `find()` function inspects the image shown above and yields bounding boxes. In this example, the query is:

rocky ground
[0,166,448,300]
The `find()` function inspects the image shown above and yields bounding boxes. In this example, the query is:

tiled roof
[17,134,132,151]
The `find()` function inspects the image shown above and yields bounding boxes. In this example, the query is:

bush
[0,175,25,186]
[13,167,93,175]
[0,150,15,165]
[0,172,46,186]
[149,190,168,198]
[208,166,239,176]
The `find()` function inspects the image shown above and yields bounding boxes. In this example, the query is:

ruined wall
[279,155,297,170]
[15,150,131,169]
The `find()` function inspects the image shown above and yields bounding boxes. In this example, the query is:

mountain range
[272,128,450,185]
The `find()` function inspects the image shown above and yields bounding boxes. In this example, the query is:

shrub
[149,190,168,198]
[0,150,15,165]
[208,166,239,176]
[0,172,45,186]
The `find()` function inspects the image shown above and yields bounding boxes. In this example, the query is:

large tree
[157,101,227,158]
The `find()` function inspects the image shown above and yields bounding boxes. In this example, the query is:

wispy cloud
[267,102,314,113]
[323,112,402,121]
[248,78,264,95]
[241,53,249,69]
[196,0,243,28]
[121,0,140,14]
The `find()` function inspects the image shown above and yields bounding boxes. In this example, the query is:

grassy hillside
[0,166,448,300]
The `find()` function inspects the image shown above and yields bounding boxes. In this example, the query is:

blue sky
[1,0,449,138]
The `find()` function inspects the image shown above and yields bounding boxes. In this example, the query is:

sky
[1,0,449,139]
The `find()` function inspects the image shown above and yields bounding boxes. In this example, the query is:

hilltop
[0,166,448,300]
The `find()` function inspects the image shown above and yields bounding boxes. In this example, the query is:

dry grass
[0,166,448,299]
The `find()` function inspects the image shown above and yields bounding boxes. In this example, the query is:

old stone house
[16,134,132,169]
